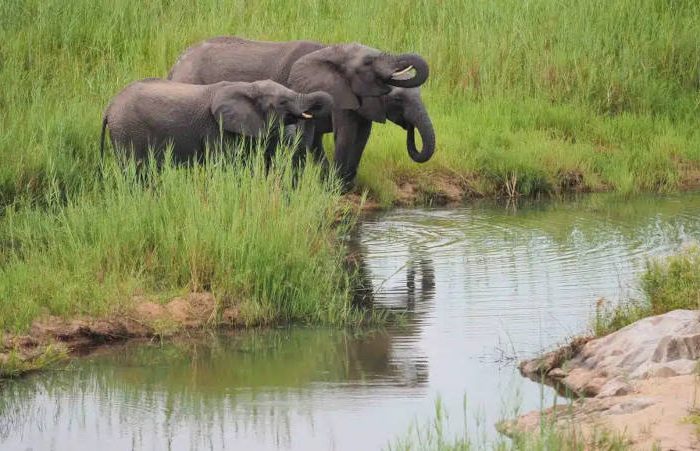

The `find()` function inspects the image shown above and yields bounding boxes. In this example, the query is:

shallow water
[2,193,700,451]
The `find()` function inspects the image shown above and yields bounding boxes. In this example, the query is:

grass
[0,146,359,334]
[0,346,68,379]
[385,397,629,451]
[1,0,700,207]
[595,245,700,336]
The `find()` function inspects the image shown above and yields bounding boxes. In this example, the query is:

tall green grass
[595,245,700,335]
[0,148,356,333]
[2,0,699,205]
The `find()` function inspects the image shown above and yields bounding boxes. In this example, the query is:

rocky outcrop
[507,310,700,450]
[519,309,700,397]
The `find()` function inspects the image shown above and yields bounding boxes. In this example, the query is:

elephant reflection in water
[342,230,435,386]
[345,229,436,312]
[405,244,436,311]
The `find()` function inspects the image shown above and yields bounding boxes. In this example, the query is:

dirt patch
[394,172,473,207]
[1,292,243,377]
[500,375,700,450]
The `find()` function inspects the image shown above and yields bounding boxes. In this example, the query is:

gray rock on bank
[519,309,700,397]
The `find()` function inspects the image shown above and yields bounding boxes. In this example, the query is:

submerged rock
[520,309,700,397]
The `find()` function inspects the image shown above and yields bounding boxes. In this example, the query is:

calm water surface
[2,193,700,450]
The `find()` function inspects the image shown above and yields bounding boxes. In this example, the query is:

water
[2,193,700,451]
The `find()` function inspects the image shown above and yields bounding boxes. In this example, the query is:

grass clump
[385,397,628,450]
[2,0,700,206]
[0,146,358,334]
[595,245,700,335]
[0,346,68,379]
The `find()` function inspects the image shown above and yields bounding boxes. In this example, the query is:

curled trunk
[406,105,435,163]
[388,54,429,88]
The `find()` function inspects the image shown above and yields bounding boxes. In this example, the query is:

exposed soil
[349,165,700,213]
[500,375,700,451]
[1,292,242,377]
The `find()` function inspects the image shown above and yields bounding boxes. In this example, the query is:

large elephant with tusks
[168,37,435,189]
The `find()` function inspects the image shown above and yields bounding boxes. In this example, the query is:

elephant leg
[309,130,333,182]
[289,121,331,183]
[333,110,372,190]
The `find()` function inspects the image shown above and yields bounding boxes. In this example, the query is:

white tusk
[302,112,313,119]
[391,65,414,80]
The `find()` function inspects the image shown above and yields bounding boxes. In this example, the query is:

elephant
[100,78,333,166]
[167,36,434,189]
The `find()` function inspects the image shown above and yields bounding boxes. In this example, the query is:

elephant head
[288,44,429,111]
[210,80,333,137]
[357,87,435,163]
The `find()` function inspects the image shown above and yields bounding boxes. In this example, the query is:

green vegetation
[2,0,700,207]
[385,398,628,450]
[0,150,357,333]
[0,346,68,379]
[595,245,700,335]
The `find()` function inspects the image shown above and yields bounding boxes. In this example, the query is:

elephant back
[168,37,326,87]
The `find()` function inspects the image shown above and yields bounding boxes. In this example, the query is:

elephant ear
[210,86,267,137]
[357,97,386,123]
[289,48,360,111]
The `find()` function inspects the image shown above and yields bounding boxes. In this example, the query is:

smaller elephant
[100,78,333,165]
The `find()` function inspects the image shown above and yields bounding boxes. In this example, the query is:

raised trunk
[387,54,429,88]
[406,106,435,163]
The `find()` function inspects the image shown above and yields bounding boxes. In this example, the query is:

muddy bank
[350,167,700,212]
[505,309,700,449]
[1,293,242,378]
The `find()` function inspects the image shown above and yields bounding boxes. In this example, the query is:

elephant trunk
[405,104,435,163]
[387,54,429,88]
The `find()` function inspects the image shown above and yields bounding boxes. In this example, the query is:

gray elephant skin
[100,78,332,165]
[167,36,435,188]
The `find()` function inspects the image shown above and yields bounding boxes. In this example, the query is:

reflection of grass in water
[0,346,67,379]
[595,245,700,335]
[89,328,400,389]
[466,192,700,246]
[0,327,420,448]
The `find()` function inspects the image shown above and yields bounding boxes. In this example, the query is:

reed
[0,147,357,333]
[2,0,699,205]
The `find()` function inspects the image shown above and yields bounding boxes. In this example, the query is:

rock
[597,376,633,398]
[606,397,655,415]
[519,335,591,381]
[504,375,699,451]
[520,310,700,397]
[547,368,567,379]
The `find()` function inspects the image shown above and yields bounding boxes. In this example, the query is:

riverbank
[0,154,372,378]
[504,248,700,449]
[1,292,240,378]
